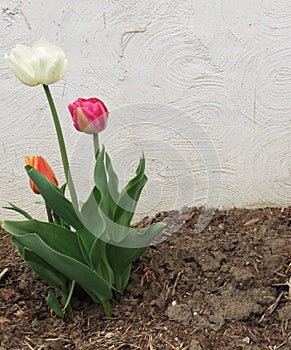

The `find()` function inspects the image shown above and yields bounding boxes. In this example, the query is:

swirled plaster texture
[0,0,290,220]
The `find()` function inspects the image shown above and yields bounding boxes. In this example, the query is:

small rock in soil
[166,302,192,326]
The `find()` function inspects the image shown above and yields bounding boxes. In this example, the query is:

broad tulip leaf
[106,244,146,275]
[3,220,112,301]
[10,236,26,256]
[120,222,166,247]
[80,187,105,237]
[52,183,70,228]
[4,220,86,263]
[113,264,131,292]
[106,222,165,290]
[76,228,96,266]
[104,222,166,247]
[11,236,68,293]
[77,188,106,264]
[23,248,69,293]
[98,215,130,244]
[89,238,112,285]
[25,165,83,230]
[106,244,144,291]
[93,149,149,243]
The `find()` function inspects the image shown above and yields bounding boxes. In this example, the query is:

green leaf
[113,222,166,247]
[11,236,68,291]
[106,244,146,275]
[94,147,117,220]
[89,238,112,285]
[105,152,119,203]
[106,222,166,290]
[10,236,25,256]
[80,188,105,237]
[25,165,83,230]
[51,184,70,228]
[4,220,86,263]
[3,220,112,302]
[4,203,33,220]
[23,248,69,293]
[113,264,132,291]
[76,188,107,264]
[46,290,64,318]
[76,228,96,266]
[114,156,147,227]
[92,149,150,244]
[12,235,68,318]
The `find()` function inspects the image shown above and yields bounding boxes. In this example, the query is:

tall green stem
[42,85,77,205]
[93,133,100,159]
[43,85,69,178]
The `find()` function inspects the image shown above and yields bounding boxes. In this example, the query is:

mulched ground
[0,207,290,350]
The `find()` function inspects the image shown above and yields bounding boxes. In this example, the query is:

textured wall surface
[1,0,290,221]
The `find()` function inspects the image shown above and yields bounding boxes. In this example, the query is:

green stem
[43,85,69,178]
[45,202,53,223]
[102,300,112,317]
[42,85,78,205]
[93,133,100,159]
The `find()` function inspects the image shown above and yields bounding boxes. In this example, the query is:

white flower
[5,37,67,86]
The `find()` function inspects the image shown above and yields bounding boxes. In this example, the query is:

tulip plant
[3,37,165,318]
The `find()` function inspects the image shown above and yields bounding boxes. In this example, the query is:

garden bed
[0,207,290,349]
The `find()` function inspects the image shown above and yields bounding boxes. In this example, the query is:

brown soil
[1,207,290,350]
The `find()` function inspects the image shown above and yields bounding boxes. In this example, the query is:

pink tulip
[68,98,109,134]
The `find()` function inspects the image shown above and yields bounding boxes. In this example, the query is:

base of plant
[102,300,112,317]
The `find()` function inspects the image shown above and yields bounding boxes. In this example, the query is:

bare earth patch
[0,207,290,349]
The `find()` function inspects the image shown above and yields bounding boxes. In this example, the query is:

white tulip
[5,37,68,86]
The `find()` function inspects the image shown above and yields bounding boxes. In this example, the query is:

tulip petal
[10,44,35,67]
[5,49,37,86]
[25,156,58,194]
[76,108,98,134]
[33,53,47,85]
[46,55,68,84]
[79,106,96,122]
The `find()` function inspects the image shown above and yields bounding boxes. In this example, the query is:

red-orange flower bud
[25,156,58,194]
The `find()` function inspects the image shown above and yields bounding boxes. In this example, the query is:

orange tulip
[25,156,58,194]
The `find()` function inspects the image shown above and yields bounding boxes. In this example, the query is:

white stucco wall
[1,0,290,221]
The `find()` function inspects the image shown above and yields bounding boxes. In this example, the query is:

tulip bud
[25,156,58,194]
[68,98,109,134]
[5,37,67,86]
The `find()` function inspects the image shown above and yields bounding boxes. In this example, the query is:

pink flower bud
[68,98,109,134]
